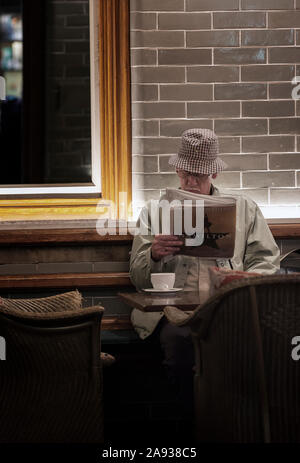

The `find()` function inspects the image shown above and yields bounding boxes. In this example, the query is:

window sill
[268,222,300,240]
[0,272,132,290]
[0,219,299,243]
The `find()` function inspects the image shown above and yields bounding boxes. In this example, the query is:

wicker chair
[0,302,105,443]
[164,274,300,443]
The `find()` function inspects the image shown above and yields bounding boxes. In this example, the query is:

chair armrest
[0,305,104,321]
[163,306,194,326]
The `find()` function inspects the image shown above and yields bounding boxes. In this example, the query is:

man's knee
[159,319,194,371]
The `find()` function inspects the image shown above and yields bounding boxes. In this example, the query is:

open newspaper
[163,188,236,258]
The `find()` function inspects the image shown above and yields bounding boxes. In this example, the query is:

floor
[102,331,195,444]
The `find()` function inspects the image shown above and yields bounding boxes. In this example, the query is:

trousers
[154,318,195,418]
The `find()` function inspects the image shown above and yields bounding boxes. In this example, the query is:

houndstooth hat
[169,128,227,175]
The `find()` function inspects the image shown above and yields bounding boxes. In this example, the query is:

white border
[0,0,101,195]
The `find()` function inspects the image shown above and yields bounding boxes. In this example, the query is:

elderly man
[129,128,280,417]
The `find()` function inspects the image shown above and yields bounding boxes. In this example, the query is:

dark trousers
[154,318,195,419]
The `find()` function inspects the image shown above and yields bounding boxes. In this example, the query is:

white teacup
[151,273,175,290]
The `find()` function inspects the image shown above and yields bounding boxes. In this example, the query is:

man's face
[176,169,216,195]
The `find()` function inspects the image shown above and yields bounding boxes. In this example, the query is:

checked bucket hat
[169,128,227,175]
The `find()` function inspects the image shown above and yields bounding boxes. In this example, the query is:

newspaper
[164,188,237,258]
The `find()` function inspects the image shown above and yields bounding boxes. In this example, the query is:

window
[0,0,131,220]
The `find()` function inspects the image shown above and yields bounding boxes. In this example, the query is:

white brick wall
[130,0,300,218]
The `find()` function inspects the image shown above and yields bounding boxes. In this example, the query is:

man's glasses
[176,169,209,180]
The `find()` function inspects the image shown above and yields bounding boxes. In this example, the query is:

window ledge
[0,272,133,290]
[0,220,299,244]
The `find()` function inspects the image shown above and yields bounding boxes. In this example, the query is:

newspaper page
[164,188,236,258]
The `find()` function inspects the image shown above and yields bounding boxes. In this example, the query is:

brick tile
[241,65,295,82]
[65,65,90,78]
[187,31,239,48]
[0,248,38,264]
[131,85,158,102]
[297,0,300,9]
[241,0,294,8]
[298,172,300,185]
[53,3,84,15]
[297,137,300,151]
[215,83,267,100]
[269,12,300,28]
[143,174,180,189]
[132,155,159,173]
[130,0,184,11]
[187,102,240,118]
[186,0,239,10]
[269,83,295,100]
[131,49,156,66]
[270,119,300,134]
[65,42,89,54]
[242,29,294,47]
[242,171,295,188]
[242,136,295,153]
[51,41,65,53]
[54,53,84,66]
[132,138,180,155]
[160,84,213,101]
[212,172,241,188]
[297,30,300,45]
[130,13,157,29]
[132,174,144,190]
[242,101,294,117]
[220,154,267,171]
[133,190,161,203]
[237,189,269,205]
[93,262,130,273]
[213,12,266,29]
[160,119,213,136]
[215,119,268,136]
[53,27,86,41]
[159,156,176,172]
[130,31,184,47]
[158,13,210,30]
[269,47,300,64]
[66,15,89,27]
[0,246,131,265]
[219,137,241,153]
[131,67,185,83]
[158,49,211,65]
[36,263,93,274]
[0,264,36,275]
[187,66,239,83]
[132,102,185,119]
[269,153,300,170]
[270,189,300,205]
[215,48,266,65]
[132,120,159,137]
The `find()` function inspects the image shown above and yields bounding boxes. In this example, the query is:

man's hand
[151,235,183,262]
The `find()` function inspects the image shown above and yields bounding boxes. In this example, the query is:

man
[129,128,280,416]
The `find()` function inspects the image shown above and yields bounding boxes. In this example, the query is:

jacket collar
[211,184,220,196]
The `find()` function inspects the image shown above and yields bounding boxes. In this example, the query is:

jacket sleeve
[243,202,280,274]
[129,205,163,290]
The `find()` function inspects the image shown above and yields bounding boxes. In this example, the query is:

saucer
[142,288,183,293]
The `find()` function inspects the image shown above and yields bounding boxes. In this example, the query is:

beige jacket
[129,186,280,339]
